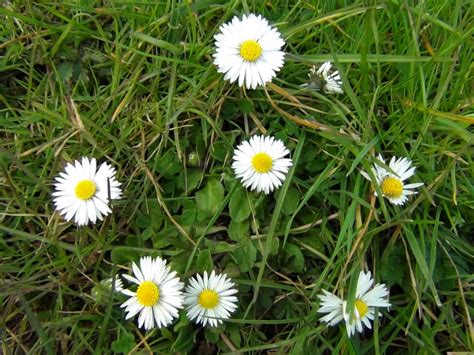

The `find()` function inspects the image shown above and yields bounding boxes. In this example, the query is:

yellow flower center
[75,179,97,200]
[381,177,404,198]
[240,40,263,62]
[355,299,369,318]
[136,281,160,307]
[198,289,219,309]
[252,152,273,173]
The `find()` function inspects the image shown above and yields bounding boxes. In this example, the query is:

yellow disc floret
[198,289,220,309]
[252,152,273,173]
[240,40,263,62]
[355,299,369,318]
[381,177,403,198]
[75,179,97,200]
[136,281,160,307]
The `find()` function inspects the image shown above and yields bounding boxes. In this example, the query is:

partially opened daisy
[101,277,124,293]
[303,62,343,94]
[120,256,184,330]
[213,13,285,89]
[52,157,122,225]
[343,271,391,337]
[317,290,345,327]
[360,154,424,205]
[184,271,238,327]
[232,135,292,194]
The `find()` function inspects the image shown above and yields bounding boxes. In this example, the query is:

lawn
[1,0,473,353]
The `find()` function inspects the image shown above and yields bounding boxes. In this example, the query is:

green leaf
[228,220,249,241]
[136,213,151,229]
[280,187,300,215]
[210,141,228,162]
[283,243,305,273]
[111,329,135,353]
[380,244,405,286]
[196,249,213,272]
[154,149,182,177]
[172,324,195,352]
[111,247,139,264]
[195,179,224,218]
[205,326,222,343]
[232,242,257,273]
[238,99,253,113]
[229,188,251,222]
[180,200,196,226]
[221,101,238,116]
[57,62,73,83]
[403,227,441,306]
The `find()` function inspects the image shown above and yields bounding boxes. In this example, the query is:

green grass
[1,0,473,353]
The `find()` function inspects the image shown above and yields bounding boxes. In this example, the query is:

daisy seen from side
[213,13,285,89]
[360,154,424,205]
[120,256,184,330]
[343,271,391,337]
[303,62,343,94]
[232,135,293,194]
[184,271,238,327]
[52,157,122,225]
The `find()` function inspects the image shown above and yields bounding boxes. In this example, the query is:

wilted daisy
[232,135,292,194]
[303,62,343,94]
[120,256,184,330]
[184,271,238,327]
[343,271,391,337]
[360,154,424,205]
[52,157,122,225]
[317,290,345,327]
[213,13,285,89]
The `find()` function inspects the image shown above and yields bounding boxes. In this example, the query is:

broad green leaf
[154,149,182,176]
[196,249,213,272]
[380,244,405,286]
[111,329,135,353]
[229,188,251,222]
[239,99,253,113]
[195,179,224,218]
[283,243,305,273]
[280,187,300,215]
[232,242,257,273]
[172,324,195,353]
[228,220,249,241]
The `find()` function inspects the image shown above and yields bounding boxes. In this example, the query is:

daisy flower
[303,62,343,94]
[213,13,285,89]
[317,290,345,326]
[184,271,238,327]
[360,154,424,205]
[232,135,292,194]
[92,277,124,304]
[120,256,184,330]
[101,277,124,293]
[52,157,122,225]
[343,271,391,337]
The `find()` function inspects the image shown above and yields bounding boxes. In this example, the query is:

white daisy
[120,256,184,330]
[52,157,122,225]
[184,271,238,327]
[360,154,424,205]
[213,13,285,89]
[232,135,292,194]
[303,62,343,94]
[343,271,391,337]
[317,290,345,326]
